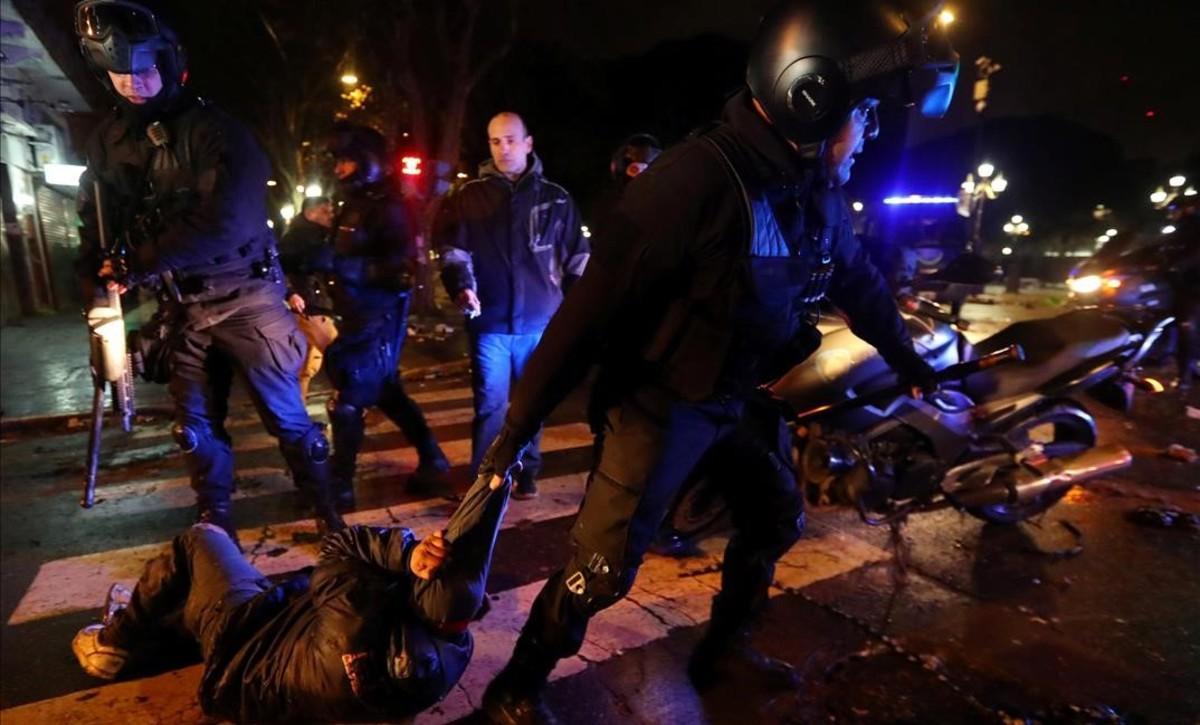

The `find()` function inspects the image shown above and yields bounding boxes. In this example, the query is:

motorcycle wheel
[966,402,1097,525]
[658,473,729,550]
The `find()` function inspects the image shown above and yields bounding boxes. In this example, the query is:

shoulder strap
[699,125,757,250]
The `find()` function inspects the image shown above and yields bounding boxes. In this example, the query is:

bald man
[435,113,590,500]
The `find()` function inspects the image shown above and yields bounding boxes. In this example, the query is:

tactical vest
[638,125,842,402]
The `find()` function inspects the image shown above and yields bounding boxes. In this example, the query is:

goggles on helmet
[75,1,160,43]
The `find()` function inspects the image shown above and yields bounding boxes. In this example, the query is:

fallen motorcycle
[659,297,1171,548]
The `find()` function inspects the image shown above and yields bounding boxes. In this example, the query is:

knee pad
[561,549,634,616]
[172,423,206,454]
[290,426,331,464]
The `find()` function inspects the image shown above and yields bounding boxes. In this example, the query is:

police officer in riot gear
[74,0,345,540]
[320,123,450,508]
[478,2,957,721]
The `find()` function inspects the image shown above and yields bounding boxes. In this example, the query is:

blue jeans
[469,331,544,479]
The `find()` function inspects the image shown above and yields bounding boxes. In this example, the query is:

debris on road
[1127,506,1200,531]
[1165,444,1198,464]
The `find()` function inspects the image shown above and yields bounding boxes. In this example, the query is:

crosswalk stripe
[2,524,888,723]
[6,470,590,627]
[81,421,593,518]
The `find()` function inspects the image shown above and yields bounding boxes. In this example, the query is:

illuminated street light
[977,162,995,179]
[1097,234,1110,244]
[938,9,955,25]
[1162,225,1176,234]
[1003,223,1014,233]
[1149,188,1168,204]
[1001,246,1013,256]
[456,172,469,179]
[851,201,864,212]
[295,184,306,194]
[266,219,275,229]
[1168,175,1186,188]
[266,179,277,187]
[990,174,1008,193]
[280,204,296,222]
[1186,186,1198,197]
[340,73,359,86]
[305,183,323,198]
[1105,228,1117,237]
[1011,214,1024,224]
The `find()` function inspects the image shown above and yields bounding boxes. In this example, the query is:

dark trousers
[325,308,442,483]
[168,289,334,515]
[509,389,805,674]
[468,331,544,479]
[1172,293,1200,384]
[107,524,271,659]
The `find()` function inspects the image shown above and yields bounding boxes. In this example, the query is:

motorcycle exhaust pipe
[950,444,1132,508]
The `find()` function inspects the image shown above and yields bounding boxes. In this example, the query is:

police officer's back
[319,124,449,507]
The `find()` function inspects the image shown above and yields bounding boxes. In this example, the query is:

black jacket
[77,93,278,306]
[320,179,419,333]
[435,155,590,335]
[201,526,471,723]
[279,216,334,314]
[493,91,924,463]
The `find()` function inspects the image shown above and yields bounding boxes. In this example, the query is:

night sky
[520,0,1199,164]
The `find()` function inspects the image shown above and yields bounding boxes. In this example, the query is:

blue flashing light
[883,195,959,205]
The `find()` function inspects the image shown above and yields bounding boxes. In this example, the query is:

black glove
[890,347,938,397]
[476,422,529,485]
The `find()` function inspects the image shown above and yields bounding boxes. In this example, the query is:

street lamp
[1002,214,1030,292]
[304,183,323,198]
[960,162,1006,252]
[1168,175,1186,188]
[340,73,359,86]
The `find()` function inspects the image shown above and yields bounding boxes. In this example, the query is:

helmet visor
[75,1,159,42]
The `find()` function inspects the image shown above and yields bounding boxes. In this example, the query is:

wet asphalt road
[1,293,1197,724]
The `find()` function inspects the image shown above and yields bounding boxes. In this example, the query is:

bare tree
[364,0,518,194]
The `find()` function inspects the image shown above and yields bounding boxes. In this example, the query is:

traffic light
[400,156,422,176]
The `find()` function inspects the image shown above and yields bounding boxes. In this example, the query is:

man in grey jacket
[436,112,590,499]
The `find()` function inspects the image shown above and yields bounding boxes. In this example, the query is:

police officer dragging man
[318,123,450,508]
[72,459,518,723]
[74,0,345,540]
[476,2,958,722]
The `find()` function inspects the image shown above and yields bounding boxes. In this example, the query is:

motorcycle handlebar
[899,294,970,330]
[934,343,1026,382]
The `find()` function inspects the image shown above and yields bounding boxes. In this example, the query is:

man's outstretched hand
[411,530,449,580]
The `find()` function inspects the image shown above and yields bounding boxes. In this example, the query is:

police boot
[687,625,801,693]
[195,500,241,552]
[481,657,557,725]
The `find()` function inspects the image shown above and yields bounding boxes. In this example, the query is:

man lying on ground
[72,470,514,722]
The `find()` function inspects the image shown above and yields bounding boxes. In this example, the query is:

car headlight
[1067,274,1102,294]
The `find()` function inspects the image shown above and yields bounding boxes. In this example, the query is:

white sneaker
[72,624,130,680]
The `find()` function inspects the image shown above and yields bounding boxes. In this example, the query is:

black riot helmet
[747,0,959,144]
[74,1,187,91]
[610,133,663,181]
[327,122,390,187]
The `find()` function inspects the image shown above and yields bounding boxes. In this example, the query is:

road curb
[0,359,471,438]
